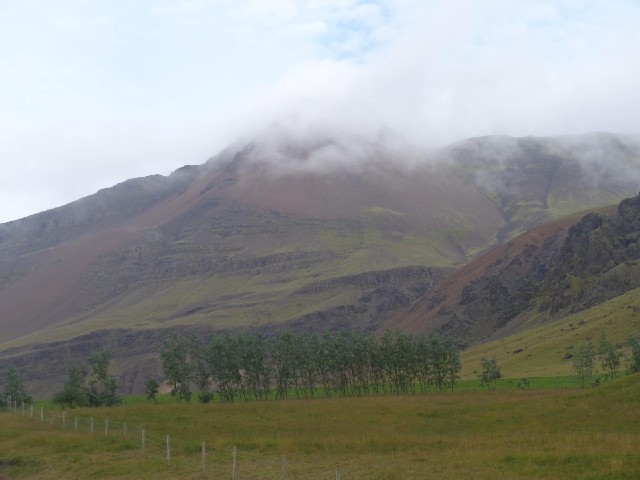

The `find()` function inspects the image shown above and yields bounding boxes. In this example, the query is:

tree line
[159,330,462,403]
[5,331,639,409]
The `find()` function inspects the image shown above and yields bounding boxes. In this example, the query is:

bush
[198,391,214,403]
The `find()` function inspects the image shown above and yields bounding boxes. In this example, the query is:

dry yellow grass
[1,375,639,479]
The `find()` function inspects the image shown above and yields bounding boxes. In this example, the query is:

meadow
[3,290,639,479]
[1,374,639,479]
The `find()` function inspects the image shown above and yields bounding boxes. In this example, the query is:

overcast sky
[1,0,640,223]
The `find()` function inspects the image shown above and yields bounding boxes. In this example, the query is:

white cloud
[247,0,640,146]
[1,0,639,222]
[281,20,328,38]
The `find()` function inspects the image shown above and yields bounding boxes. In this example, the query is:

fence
[5,396,345,479]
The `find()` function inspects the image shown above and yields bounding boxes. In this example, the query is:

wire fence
[4,397,344,479]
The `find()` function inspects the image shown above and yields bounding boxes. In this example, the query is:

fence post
[282,455,286,480]
[105,418,109,436]
[336,465,341,480]
[21,401,25,416]
[166,435,171,465]
[202,442,206,475]
[40,407,43,421]
[123,423,127,440]
[232,446,237,480]
[90,417,94,435]
[141,429,145,453]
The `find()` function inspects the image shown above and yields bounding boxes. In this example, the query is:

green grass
[27,375,579,409]
[2,375,639,479]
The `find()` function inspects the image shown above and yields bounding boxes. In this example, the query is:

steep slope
[395,192,640,346]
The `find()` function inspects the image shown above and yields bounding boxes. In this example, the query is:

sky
[1,0,640,223]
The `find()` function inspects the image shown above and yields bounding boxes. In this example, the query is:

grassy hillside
[1,375,639,479]
[461,287,640,378]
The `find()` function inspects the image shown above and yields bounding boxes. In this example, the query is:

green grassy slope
[461,287,640,378]
[1,375,639,479]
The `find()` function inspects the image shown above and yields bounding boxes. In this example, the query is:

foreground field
[1,375,639,479]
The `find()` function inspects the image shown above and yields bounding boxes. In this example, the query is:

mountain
[0,132,639,396]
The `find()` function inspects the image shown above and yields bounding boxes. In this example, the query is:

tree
[573,341,596,387]
[427,334,449,392]
[478,357,501,389]
[299,334,321,398]
[598,333,622,379]
[236,333,271,401]
[628,336,640,374]
[270,332,297,399]
[161,333,195,403]
[145,378,160,403]
[2,368,32,408]
[52,351,121,408]
[87,350,121,407]
[52,364,90,408]
[443,338,462,392]
[208,334,241,402]
[187,335,214,403]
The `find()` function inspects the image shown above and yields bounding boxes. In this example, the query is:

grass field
[2,374,639,479]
